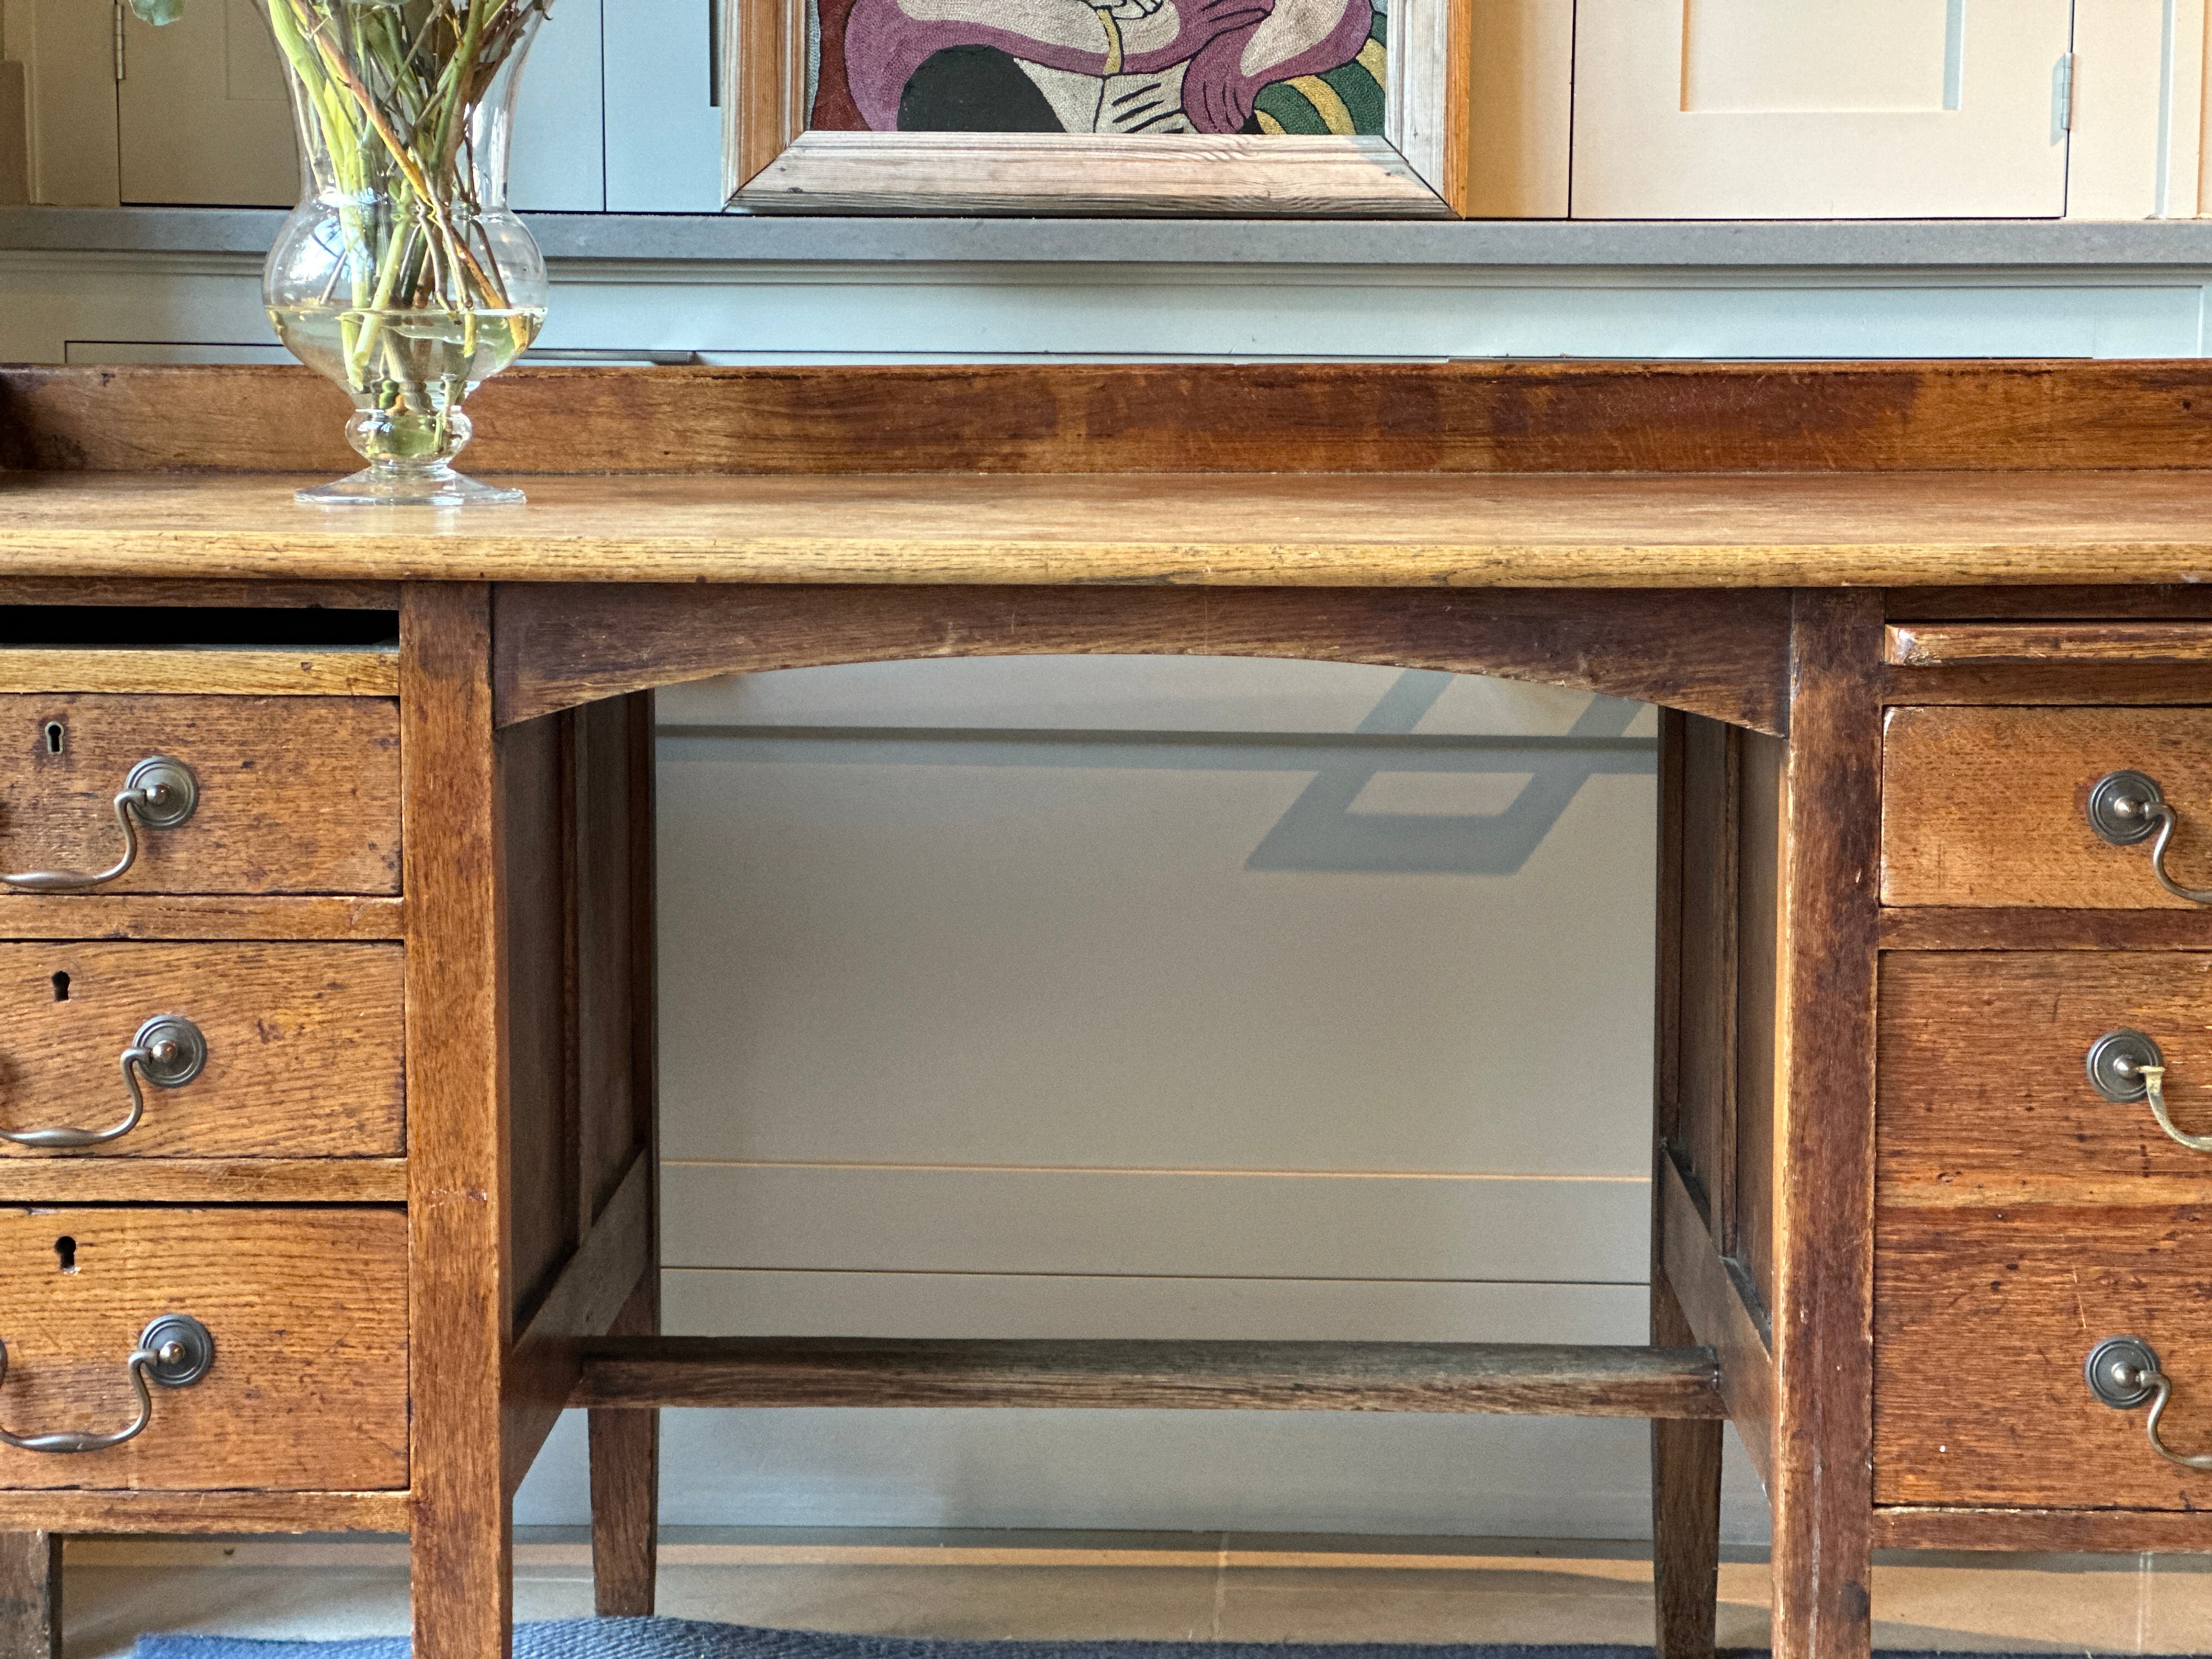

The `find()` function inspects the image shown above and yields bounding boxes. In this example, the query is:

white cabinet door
[602,0,727,211]
[115,0,605,210]
[1571,0,2075,218]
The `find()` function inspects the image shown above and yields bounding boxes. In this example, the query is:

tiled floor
[60,1531,2209,1657]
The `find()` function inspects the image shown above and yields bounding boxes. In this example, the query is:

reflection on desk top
[2,469,2211,588]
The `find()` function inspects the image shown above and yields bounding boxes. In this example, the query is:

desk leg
[1767,592,1880,1659]
[0,1531,60,1659]
[1651,1277,1720,1659]
[591,1282,661,1616]
[1650,707,1721,1659]
[404,584,516,1659]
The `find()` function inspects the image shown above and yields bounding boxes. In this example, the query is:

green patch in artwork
[1252,13,1385,136]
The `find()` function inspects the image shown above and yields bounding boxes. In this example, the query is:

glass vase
[258,0,550,506]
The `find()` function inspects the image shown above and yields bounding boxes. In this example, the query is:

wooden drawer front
[1882,706,2212,908]
[1876,1206,2212,1509]
[0,944,402,1160]
[0,696,398,896]
[0,1207,405,1491]
[1880,952,2212,1204]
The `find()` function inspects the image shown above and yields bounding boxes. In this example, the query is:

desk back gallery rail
[5,359,2212,1659]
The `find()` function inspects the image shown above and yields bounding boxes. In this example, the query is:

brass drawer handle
[0,1016,206,1150]
[1,758,198,894]
[2086,1335,2212,1470]
[2087,1029,2212,1154]
[2089,770,2212,904]
[0,1313,213,1455]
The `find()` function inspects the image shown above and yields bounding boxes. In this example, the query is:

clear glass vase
[259,0,549,506]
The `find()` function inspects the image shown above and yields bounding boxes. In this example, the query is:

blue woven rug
[133,1630,1669,1659]
[128,1625,2087,1659]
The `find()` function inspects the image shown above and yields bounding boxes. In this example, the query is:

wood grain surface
[1652,735,1725,1659]
[1875,1204,2212,1509]
[0,1531,57,1659]
[7,472,2212,589]
[1887,586,2212,620]
[1872,1506,2212,1551]
[737,133,1449,217]
[1658,1153,1775,1491]
[1651,1277,1721,1659]
[1882,706,2212,908]
[590,1279,659,1619]
[494,584,1792,733]
[1875,664,2212,708]
[0,942,402,1161]
[1880,952,2212,1206]
[0,1160,404,1204]
[505,1154,651,1499]
[0,1489,409,1533]
[1886,622,2212,665]
[0,649,398,697]
[400,584,514,1659]
[591,691,660,1617]
[12,362,2212,476]
[0,695,399,897]
[0,896,403,941]
[0,1206,405,1491]
[0,579,398,611]
[1878,909,2212,951]
[1663,716,1741,1267]
[1769,591,1883,1659]
[499,694,659,1505]
[575,1338,1726,1418]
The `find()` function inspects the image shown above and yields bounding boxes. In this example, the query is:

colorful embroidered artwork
[810,0,1385,136]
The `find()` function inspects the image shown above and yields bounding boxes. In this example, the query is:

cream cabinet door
[114,0,607,208]
[1571,0,2074,218]
[117,0,296,205]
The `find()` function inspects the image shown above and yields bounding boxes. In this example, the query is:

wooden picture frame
[719,0,1470,213]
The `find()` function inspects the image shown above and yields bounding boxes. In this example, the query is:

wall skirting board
[4,247,2211,363]
[15,208,2212,265]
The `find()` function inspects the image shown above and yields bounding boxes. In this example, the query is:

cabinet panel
[113,0,604,210]
[117,0,295,206]
[1572,0,2073,218]
[602,0,727,210]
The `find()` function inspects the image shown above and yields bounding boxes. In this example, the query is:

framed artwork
[719,0,1470,212]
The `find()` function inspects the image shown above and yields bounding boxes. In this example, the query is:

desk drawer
[0,943,403,1160]
[1880,952,2212,1203]
[1876,1206,2212,1510]
[0,1206,405,1491]
[0,696,399,897]
[1882,706,2212,908]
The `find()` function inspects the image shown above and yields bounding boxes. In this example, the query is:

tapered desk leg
[1652,1280,1720,1659]
[591,1282,661,1616]
[0,1532,60,1659]
[1649,723,1721,1659]
[404,584,516,1659]
[1767,592,1881,1659]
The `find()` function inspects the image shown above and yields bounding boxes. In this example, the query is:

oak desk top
[4,469,2212,588]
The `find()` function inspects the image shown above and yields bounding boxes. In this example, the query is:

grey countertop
[12,206,2212,266]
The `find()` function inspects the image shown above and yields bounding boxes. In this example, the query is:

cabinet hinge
[2054,50,2074,132]
[113,0,126,82]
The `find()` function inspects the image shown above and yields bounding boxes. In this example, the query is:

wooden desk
[6,359,2212,1659]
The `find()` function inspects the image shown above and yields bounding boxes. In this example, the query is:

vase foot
[296,464,524,507]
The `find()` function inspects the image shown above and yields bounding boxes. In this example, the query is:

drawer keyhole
[41,723,62,756]
[49,972,67,1003]
[53,1237,75,1274]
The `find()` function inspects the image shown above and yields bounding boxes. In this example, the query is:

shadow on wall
[1250,673,1651,874]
